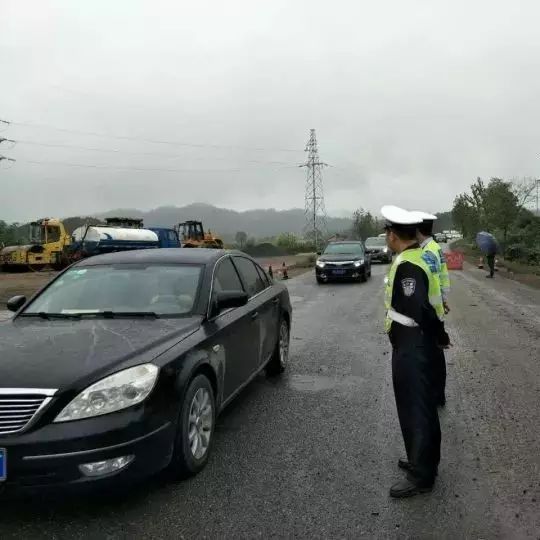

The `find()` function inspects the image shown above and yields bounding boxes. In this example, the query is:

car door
[207,256,260,400]
[232,256,277,369]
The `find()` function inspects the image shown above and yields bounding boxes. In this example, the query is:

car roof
[327,240,363,244]
[76,248,245,267]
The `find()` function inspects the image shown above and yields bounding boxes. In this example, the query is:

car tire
[266,318,290,377]
[169,374,216,479]
[359,270,367,283]
[316,277,324,284]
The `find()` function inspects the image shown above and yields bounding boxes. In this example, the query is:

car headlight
[54,364,159,422]
[354,259,365,267]
[383,247,389,253]
[316,260,326,268]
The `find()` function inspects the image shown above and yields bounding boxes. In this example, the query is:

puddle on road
[288,373,364,393]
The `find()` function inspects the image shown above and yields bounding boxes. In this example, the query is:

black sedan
[315,241,371,283]
[0,249,291,493]
[364,236,393,263]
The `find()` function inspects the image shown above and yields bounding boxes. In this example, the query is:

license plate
[332,269,346,275]
[0,448,6,481]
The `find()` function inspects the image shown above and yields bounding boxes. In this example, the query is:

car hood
[0,316,202,389]
[319,253,364,262]
[364,245,385,251]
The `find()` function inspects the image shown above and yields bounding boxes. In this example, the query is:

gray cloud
[1,0,539,222]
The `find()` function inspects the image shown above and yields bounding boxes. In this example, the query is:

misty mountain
[97,204,353,240]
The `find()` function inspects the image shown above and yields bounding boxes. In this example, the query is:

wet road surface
[1,263,539,538]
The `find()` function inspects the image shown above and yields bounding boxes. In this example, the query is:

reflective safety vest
[423,238,450,302]
[384,248,444,333]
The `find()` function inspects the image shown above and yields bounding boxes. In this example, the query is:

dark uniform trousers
[433,347,446,403]
[391,325,441,485]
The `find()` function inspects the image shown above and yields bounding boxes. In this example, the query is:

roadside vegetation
[452,177,539,267]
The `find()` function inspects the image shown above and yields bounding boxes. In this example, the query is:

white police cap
[381,205,422,226]
[410,210,437,221]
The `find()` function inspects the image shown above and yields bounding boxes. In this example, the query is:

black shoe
[390,478,433,498]
[398,458,412,471]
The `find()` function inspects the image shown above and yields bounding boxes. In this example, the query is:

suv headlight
[316,260,326,268]
[354,259,365,267]
[383,247,389,253]
[54,364,159,422]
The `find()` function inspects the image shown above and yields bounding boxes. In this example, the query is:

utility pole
[301,129,328,251]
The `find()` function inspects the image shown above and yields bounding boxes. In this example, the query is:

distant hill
[97,203,353,241]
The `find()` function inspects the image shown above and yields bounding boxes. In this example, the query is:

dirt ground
[0,270,59,304]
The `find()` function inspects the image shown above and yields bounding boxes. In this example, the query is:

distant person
[381,205,450,498]
[486,253,496,278]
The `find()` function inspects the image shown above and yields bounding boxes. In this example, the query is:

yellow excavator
[176,221,223,249]
[0,218,71,271]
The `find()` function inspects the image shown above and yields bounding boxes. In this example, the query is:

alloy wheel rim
[188,387,213,459]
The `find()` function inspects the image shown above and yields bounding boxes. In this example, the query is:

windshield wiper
[98,311,160,319]
[20,312,81,320]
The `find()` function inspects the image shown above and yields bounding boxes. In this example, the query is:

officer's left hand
[443,302,450,314]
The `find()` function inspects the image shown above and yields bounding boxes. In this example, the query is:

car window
[168,230,178,242]
[213,257,243,292]
[233,257,267,297]
[24,264,202,316]
[323,243,364,256]
[255,263,271,286]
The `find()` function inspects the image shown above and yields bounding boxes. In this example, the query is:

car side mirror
[7,295,26,312]
[210,291,248,317]
[316,251,321,256]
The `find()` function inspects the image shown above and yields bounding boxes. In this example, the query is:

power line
[0,138,294,166]
[17,158,297,174]
[0,118,299,154]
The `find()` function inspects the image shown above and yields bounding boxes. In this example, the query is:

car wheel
[169,374,215,479]
[316,277,324,284]
[359,270,367,283]
[266,319,290,376]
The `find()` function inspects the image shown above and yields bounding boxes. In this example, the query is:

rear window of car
[233,257,267,297]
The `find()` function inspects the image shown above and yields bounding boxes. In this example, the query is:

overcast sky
[1,0,540,222]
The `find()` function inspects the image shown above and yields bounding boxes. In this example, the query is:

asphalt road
[1,262,540,539]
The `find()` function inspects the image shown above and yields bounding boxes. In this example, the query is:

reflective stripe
[387,309,419,327]
[429,295,443,305]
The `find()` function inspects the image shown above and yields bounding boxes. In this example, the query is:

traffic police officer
[382,205,450,498]
[412,210,450,407]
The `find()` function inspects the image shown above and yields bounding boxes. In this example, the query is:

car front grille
[324,261,354,269]
[0,390,56,436]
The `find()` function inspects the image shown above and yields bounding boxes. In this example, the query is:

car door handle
[251,312,259,320]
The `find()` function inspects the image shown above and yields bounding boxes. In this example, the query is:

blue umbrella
[476,231,499,255]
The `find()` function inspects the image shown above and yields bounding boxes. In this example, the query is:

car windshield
[365,237,386,247]
[23,264,202,317]
[323,243,364,256]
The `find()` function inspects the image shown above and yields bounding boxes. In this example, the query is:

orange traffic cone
[477,257,484,269]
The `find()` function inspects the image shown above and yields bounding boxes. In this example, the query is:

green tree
[235,231,248,248]
[351,209,380,240]
[276,233,299,250]
[483,178,519,248]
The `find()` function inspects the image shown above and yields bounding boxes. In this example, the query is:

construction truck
[1,217,181,271]
[176,220,223,249]
[0,218,71,271]
[69,218,180,261]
